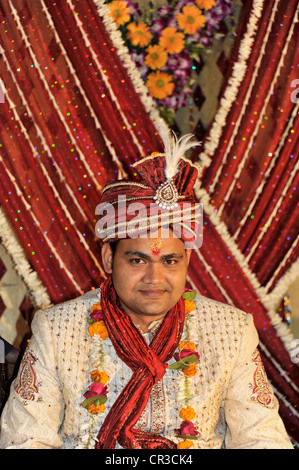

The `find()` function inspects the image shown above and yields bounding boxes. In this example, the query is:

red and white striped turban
[95,130,203,249]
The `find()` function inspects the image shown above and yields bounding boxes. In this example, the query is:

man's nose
[142,262,164,283]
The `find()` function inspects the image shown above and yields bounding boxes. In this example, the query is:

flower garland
[81,302,110,415]
[104,0,235,124]
[171,291,201,449]
[81,291,201,449]
[0,206,51,309]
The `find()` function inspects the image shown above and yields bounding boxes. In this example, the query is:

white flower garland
[0,207,51,309]
[177,307,201,411]
[78,334,119,448]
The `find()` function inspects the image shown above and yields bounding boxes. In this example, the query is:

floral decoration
[87,302,109,339]
[172,290,201,449]
[82,302,110,415]
[177,439,195,449]
[105,0,235,124]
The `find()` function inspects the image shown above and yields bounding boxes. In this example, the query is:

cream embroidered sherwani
[0,288,293,449]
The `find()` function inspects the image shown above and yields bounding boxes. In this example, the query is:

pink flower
[83,382,108,399]
[176,420,200,436]
[174,349,200,362]
[90,309,104,322]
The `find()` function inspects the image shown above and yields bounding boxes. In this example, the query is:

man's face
[101,231,191,325]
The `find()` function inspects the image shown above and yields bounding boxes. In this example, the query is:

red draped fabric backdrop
[0,0,298,445]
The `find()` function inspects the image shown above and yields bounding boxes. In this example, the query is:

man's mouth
[139,289,166,298]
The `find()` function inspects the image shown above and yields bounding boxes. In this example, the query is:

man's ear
[101,243,113,274]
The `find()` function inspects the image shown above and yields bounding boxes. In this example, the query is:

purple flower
[90,309,104,322]
[157,5,172,18]
[125,0,142,17]
[129,51,148,78]
[83,382,108,399]
[175,420,200,436]
[166,53,191,71]
[162,95,179,109]
[173,69,189,82]
[151,21,165,36]
[174,349,200,362]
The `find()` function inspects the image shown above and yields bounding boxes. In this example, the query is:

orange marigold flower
[179,341,195,351]
[182,363,198,377]
[87,403,106,414]
[127,21,153,47]
[91,301,102,313]
[108,0,130,27]
[184,300,196,314]
[177,5,206,35]
[145,45,168,70]
[179,406,196,421]
[196,0,216,10]
[177,439,194,449]
[146,71,174,99]
[159,27,185,54]
[90,370,109,384]
[88,320,109,340]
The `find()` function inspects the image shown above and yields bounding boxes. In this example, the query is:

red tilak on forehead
[148,238,163,256]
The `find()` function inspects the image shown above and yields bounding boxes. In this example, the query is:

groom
[0,131,293,449]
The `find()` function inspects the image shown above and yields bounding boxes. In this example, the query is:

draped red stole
[95,276,186,449]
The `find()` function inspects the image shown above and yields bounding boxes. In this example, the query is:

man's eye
[164,259,177,265]
[130,258,145,264]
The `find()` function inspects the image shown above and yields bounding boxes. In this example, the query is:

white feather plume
[155,122,201,180]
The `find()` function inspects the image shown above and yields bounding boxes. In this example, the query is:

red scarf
[95,276,185,449]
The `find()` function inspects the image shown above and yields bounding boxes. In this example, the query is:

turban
[95,130,203,249]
